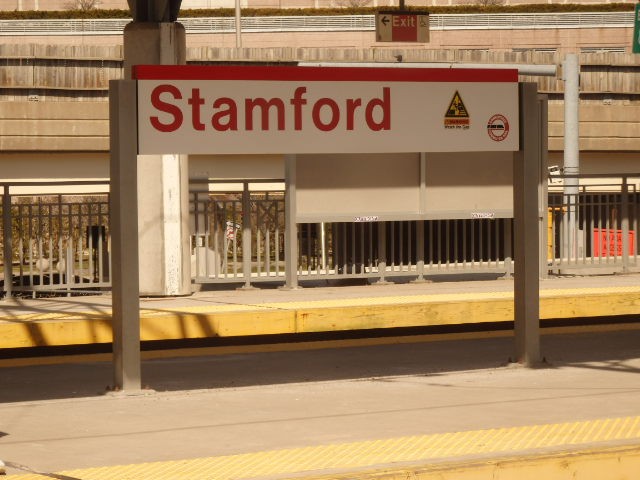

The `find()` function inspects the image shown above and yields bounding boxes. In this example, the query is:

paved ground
[1,274,640,478]
[1,323,640,478]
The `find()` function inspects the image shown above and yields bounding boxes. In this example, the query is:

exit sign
[376,11,429,43]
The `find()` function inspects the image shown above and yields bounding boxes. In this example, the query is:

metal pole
[376,221,389,284]
[241,182,253,289]
[235,0,242,49]
[538,94,550,280]
[299,62,557,77]
[110,80,142,392]
[513,82,542,367]
[414,152,427,283]
[562,53,580,263]
[621,178,630,273]
[284,154,299,289]
[2,188,13,299]
[320,222,327,271]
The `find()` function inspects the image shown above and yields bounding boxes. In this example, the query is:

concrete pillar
[122,22,191,296]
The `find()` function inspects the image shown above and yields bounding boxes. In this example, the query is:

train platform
[1,272,640,351]
[1,273,640,479]
[0,297,640,479]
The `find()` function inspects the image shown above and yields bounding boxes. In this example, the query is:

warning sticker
[487,114,510,142]
[444,91,470,129]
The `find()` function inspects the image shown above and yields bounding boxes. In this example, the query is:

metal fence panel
[3,175,640,297]
[1,185,110,297]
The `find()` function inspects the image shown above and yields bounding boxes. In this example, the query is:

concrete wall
[0,43,638,180]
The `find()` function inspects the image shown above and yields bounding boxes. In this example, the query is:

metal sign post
[109,80,142,392]
[513,83,543,366]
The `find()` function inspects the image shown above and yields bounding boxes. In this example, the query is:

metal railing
[3,174,640,296]
[190,184,286,284]
[0,12,633,36]
[190,183,513,285]
[295,219,513,282]
[1,182,110,297]
[547,174,640,274]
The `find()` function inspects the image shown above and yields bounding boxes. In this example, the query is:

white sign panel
[135,66,519,155]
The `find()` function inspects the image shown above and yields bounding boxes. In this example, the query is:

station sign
[375,11,429,43]
[133,65,519,155]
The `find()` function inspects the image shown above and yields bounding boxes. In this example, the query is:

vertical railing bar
[57,195,64,288]
[399,221,405,271]
[622,179,630,273]
[2,187,13,298]
[436,220,442,269]
[359,223,365,275]
[256,198,262,277]
[17,203,24,286]
[369,221,374,273]
[470,219,475,270]
[585,194,597,265]
[462,220,467,268]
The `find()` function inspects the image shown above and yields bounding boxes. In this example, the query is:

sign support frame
[513,82,542,366]
[109,79,142,392]
[108,68,544,391]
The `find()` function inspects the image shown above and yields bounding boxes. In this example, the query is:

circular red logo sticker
[487,114,510,142]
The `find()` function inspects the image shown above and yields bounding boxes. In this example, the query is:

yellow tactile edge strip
[2,285,640,348]
[5,416,640,480]
[4,285,640,322]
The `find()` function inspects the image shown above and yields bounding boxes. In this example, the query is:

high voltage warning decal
[444,91,470,129]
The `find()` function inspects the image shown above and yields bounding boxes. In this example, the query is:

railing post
[375,221,389,284]
[413,152,428,283]
[413,220,426,282]
[502,219,513,279]
[2,187,13,299]
[284,154,299,289]
[621,178,630,274]
[240,182,254,289]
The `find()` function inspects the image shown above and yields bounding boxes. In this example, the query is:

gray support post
[240,182,253,289]
[562,54,580,264]
[502,219,513,279]
[621,178,630,273]
[109,80,142,391]
[413,152,427,283]
[376,221,389,284]
[2,188,12,299]
[415,220,426,282]
[538,94,550,280]
[284,155,299,289]
[513,82,542,367]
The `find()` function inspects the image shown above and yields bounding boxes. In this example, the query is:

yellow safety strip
[5,416,640,480]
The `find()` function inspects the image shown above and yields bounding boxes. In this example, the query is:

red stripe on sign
[132,65,518,82]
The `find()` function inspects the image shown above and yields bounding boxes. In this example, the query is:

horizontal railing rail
[0,12,633,36]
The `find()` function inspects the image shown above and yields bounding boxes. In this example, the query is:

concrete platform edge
[2,284,640,349]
